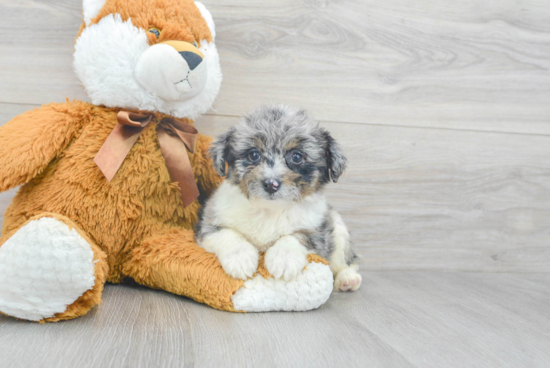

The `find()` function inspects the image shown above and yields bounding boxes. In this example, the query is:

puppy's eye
[291,152,303,164]
[248,150,261,162]
[148,28,161,38]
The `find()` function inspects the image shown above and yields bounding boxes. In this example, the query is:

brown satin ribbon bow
[94,111,200,207]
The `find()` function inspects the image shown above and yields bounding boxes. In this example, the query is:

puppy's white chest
[213,183,327,251]
[236,208,302,251]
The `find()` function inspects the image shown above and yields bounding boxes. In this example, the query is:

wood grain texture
[207,0,550,134]
[1,271,549,368]
[1,0,550,134]
[1,110,549,272]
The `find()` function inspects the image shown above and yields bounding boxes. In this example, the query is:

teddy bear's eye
[193,41,198,48]
[148,28,161,38]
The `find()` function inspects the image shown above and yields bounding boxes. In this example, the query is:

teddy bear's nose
[179,51,203,70]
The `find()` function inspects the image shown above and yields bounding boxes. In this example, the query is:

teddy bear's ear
[83,0,107,26]
[194,2,216,40]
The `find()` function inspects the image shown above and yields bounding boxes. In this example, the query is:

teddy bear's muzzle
[134,40,208,102]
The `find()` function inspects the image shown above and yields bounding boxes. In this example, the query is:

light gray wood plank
[0,102,39,124]
[1,108,549,272]
[1,1,550,135]
[207,0,550,135]
[1,271,549,368]
[0,0,89,104]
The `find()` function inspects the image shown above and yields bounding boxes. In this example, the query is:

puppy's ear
[322,130,347,183]
[209,128,235,176]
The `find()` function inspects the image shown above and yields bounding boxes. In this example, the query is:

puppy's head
[210,105,347,202]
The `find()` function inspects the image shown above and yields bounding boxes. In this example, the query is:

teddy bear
[0,0,333,322]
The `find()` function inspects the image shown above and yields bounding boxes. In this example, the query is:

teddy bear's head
[74,0,221,119]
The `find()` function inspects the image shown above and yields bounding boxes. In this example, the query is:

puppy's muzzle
[263,178,280,194]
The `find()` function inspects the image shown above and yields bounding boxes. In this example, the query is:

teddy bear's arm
[0,102,88,192]
[192,134,224,196]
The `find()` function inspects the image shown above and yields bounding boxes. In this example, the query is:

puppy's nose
[179,51,203,70]
[263,179,280,194]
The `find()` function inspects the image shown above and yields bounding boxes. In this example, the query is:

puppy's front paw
[265,241,308,281]
[334,268,362,291]
[218,244,259,280]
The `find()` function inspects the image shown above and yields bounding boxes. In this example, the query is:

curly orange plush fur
[78,0,213,45]
[0,101,234,319]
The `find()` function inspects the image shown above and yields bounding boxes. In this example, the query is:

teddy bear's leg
[122,229,334,312]
[0,213,108,322]
[123,229,245,312]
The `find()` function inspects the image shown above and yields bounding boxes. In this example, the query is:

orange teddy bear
[0,0,333,322]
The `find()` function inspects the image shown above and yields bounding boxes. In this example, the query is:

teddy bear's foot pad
[0,217,96,321]
[231,261,333,312]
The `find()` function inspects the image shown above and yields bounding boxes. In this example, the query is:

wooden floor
[2,272,550,368]
[1,0,550,367]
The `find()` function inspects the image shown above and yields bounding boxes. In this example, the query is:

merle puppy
[196,105,361,291]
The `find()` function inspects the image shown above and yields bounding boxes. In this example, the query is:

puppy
[196,105,361,291]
